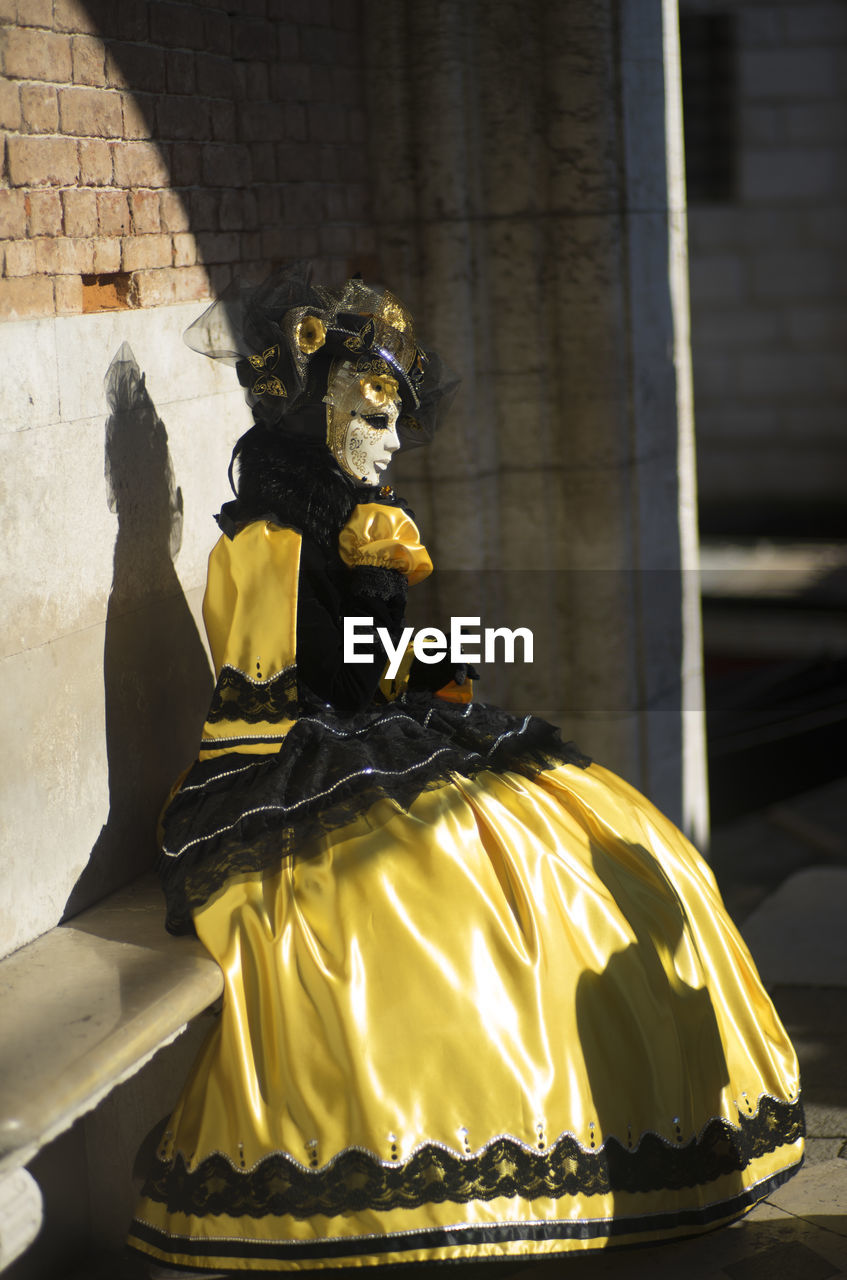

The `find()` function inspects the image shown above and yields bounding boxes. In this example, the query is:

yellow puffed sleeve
[337,503,433,587]
[199,521,301,760]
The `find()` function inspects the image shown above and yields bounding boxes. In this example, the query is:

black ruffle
[159,695,590,934]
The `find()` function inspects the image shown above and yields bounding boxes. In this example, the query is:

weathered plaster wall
[366,0,707,840]
[0,304,250,959]
[0,0,379,960]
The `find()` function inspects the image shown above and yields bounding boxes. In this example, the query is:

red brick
[255,186,282,223]
[122,91,154,140]
[275,22,300,61]
[308,102,346,144]
[92,236,121,273]
[20,84,59,133]
[34,236,81,274]
[170,142,201,186]
[79,138,113,185]
[202,143,251,187]
[159,189,190,233]
[318,145,342,183]
[219,189,244,231]
[198,231,240,264]
[284,102,307,142]
[121,234,173,271]
[274,141,314,182]
[240,230,262,260]
[113,141,169,188]
[156,94,211,141]
[189,189,219,231]
[320,224,355,255]
[53,0,100,34]
[71,238,95,272]
[172,231,196,267]
[280,182,324,224]
[131,189,160,234]
[347,182,369,220]
[0,190,26,239]
[0,80,21,131]
[4,239,37,277]
[269,63,311,101]
[62,187,98,236]
[71,34,106,85]
[26,189,63,236]
[130,266,176,306]
[0,276,55,319]
[54,274,84,315]
[239,101,284,139]
[166,48,196,94]
[210,100,236,142]
[149,3,207,50]
[97,189,130,236]
[324,185,347,221]
[203,9,232,55]
[2,28,72,82]
[18,0,54,23]
[299,23,338,65]
[250,141,277,179]
[172,265,211,303]
[232,18,276,61]
[105,40,165,91]
[261,225,288,259]
[234,60,268,102]
[59,87,123,138]
[113,0,149,42]
[194,53,235,100]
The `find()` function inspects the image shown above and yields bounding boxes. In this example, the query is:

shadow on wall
[63,344,212,921]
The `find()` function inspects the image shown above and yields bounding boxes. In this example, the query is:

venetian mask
[325,360,401,485]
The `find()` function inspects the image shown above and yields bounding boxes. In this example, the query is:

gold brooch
[295,315,327,355]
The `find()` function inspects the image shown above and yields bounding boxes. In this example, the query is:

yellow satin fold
[132,763,802,1269]
[200,522,301,758]
[337,502,433,585]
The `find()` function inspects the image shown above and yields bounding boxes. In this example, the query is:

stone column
[364,0,707,842]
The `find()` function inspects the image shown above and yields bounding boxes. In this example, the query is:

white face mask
[325,362,402,485]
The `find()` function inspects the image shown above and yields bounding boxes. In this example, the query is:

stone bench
[0,875,223,1270]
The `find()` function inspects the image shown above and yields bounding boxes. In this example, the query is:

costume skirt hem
[127,1156,803,1271]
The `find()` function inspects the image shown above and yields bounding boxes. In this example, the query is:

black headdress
[184,262,457,543]
[183,260,458,447]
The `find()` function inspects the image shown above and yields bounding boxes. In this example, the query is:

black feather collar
[215,428,383,552]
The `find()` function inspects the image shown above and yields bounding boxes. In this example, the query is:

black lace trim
[205,665,299,725]
[159,697,590,934]
[140,1094,803,1222]
[350,564,408,602]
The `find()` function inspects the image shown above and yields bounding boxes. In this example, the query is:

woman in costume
[129,265,803,1273]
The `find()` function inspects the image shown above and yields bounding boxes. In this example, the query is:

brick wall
[0,0,375,321]
[682,1,847,523]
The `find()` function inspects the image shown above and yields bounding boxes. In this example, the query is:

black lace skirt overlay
[159,695,590,934]
[139,1093,803,1226]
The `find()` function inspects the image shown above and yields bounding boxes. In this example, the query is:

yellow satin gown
[129,511,803,1271]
